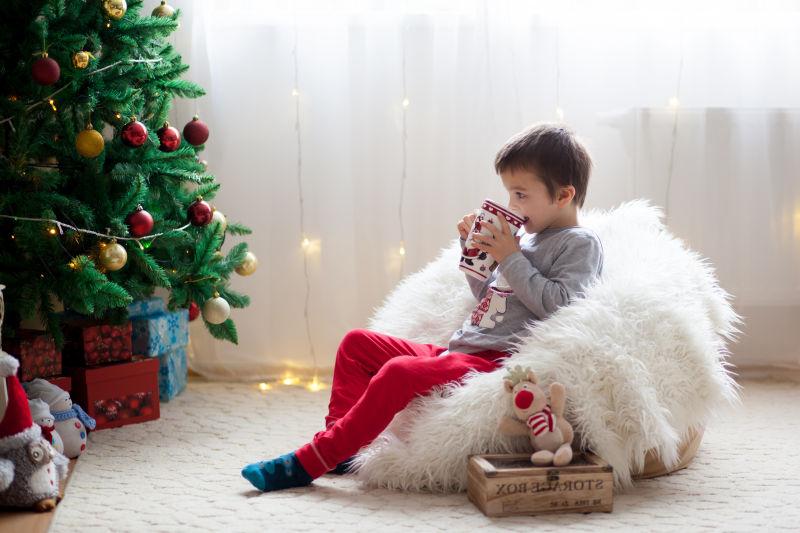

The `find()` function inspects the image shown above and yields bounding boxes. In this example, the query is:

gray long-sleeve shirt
[446,225,604,356]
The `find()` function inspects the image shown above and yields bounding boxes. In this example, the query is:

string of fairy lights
[398,21,409,276]
[664,28,686,223]
[291,16,323,393]
[0,214,190,246]
[555,25,564,123]
[0,57,162,129]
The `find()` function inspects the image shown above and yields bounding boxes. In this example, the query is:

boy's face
[500,168,572,234]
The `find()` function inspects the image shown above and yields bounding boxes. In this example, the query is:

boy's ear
[556,185,576,208]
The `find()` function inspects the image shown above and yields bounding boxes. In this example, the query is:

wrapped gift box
[47,375,71,393]
[62,319,133,367]
[2,329,62,381]
[131,309,189,357]
[24,375,72,394]
[127,296,167,319]
[68,356,160,430]
[158,346,187,401]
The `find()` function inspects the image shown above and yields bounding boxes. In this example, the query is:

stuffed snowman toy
[28,399,64,455]
[23,379,95,459]
[0,353,69,510]
[0,283,68,510]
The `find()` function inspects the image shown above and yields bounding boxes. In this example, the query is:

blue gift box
[127,297,167,319]
[158,346,187,401]
[131,309,189,357]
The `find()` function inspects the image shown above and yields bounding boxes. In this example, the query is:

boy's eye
[515,192,526,199]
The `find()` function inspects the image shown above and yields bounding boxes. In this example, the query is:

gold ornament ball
[152,0,175,17]
[103,0,127,20]
[75,125,105,158]
[202,293,231,324]
[99,241,127,271]
[211,209,227,232]
[235,251,258,276]
[72,51,93,69]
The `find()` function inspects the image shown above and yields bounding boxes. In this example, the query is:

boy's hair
[494,123,592,208]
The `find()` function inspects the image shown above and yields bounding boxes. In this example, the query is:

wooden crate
[467,452,613,517]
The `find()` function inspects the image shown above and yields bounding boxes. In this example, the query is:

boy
[241,123,604,492]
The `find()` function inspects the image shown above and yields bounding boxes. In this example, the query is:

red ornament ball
[187,197,213,226]
[157,122,181,152]
[183,115,209,146]
[188,301,200,321]
[31,55,60,86]
[121,118,148,147]
[126,204,154,237]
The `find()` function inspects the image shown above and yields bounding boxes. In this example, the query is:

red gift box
[62,319,133,367]
[68,356,160,430]
[2,329,62,381]
[47,375,71,393]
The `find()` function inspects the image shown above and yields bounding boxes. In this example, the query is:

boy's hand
[473,215,521,263]
[457,212,477,240]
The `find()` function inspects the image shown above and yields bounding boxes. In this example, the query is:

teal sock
[241,452,313,492]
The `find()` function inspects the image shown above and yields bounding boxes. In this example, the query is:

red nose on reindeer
[514,389,534,409]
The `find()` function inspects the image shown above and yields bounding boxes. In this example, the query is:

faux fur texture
[351,200,742,493]
[0,353,19,378]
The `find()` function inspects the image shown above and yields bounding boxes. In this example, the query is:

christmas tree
[0,0,255,346]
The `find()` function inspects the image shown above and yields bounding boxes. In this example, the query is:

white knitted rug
[49,379,800,532]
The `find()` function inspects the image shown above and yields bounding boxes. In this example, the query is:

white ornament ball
[202,294,230,324]
[211,209,227,232]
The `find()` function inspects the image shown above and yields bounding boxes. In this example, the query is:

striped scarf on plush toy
[526,405,555,436]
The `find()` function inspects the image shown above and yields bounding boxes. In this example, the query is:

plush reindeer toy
[497,365,574,467]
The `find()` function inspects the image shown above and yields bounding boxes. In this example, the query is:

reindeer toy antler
[497,365,574,467]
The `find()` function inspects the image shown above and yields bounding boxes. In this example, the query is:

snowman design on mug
[470,273,514,329]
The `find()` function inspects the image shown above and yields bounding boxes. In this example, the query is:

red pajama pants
[295,328,509,479]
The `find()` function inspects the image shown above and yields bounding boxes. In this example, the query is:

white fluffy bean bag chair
[350,200,741,492]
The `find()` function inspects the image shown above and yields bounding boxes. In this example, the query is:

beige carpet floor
[50,378,800,532]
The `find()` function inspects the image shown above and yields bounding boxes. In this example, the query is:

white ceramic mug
[459,199,526,281]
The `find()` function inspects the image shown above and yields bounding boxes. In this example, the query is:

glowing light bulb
[555,107,564,121]
[301,237,310,249]
[282,373,299,386]
[668,97,680,109]
[399,242,406,256]
[402,97,410,108]
[258,382,270,391]
[292,88,299,97]
[48,227,57,235]
[306,376,325,392]
[48,99,57,111]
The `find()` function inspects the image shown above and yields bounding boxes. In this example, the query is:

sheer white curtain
[170,0,800,380]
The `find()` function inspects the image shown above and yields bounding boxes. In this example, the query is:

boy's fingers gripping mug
[459,199,526,281]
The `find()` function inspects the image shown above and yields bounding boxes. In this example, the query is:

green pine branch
[0,1,253,345]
